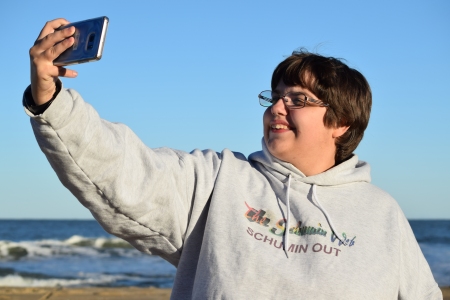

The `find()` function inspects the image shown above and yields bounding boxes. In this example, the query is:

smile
[271,124,290,130]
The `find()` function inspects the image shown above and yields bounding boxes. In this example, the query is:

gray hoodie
[25,86,442,299]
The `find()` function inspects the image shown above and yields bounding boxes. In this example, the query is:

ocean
[0,220,449,287]
[0,220,176,288]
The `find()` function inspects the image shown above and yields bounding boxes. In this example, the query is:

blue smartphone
[53,16,109,66]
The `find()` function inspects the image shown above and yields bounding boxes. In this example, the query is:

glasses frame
[258,90,329,109]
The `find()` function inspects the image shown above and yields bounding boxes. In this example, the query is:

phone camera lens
[87,33,96,51]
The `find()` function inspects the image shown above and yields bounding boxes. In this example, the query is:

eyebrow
[272,89,305,94]
[290,89,316,99]
[273,89,307,96]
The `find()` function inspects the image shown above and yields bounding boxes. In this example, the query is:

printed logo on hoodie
[244,201,356,248]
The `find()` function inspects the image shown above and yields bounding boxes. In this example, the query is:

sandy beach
[0,287,171,300]
[0,287,449,299]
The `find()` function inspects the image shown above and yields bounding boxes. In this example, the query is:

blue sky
[1,0,449,219]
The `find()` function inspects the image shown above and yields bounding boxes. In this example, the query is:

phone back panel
[54,16,108,66]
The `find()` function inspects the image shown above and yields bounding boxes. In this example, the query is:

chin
[265,141,290,162]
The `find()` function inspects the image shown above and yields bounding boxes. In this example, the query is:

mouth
[269,121,293,132]
[271,124,290,130]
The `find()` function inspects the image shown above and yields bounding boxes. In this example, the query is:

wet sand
[443,287,450,300]
[0,287,448,299]
[0,287,171,300]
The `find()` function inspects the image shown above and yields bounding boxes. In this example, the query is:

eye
[291,98,304,105]
[290,93,307,106]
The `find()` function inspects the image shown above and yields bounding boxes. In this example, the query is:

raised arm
[24,20,222,266]
[29,18,78,106]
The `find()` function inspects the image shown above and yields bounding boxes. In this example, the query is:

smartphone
[53,16,109,66]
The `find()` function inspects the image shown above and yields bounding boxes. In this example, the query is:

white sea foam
[0,274,120,287]
[65,235,87,245]
[65,235,132,249]
[0,235,136,260]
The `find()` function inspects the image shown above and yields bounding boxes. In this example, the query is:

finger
[36,18,70,41]
[34,26,75,52]
[43,36,75,62]
[42,65,78,79]
[57,66,78,78]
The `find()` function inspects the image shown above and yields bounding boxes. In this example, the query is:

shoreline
[0,287,172,300]
[0,286,448,299]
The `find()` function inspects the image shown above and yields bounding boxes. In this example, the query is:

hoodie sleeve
[397,209,443,300]
[24,86,222,266]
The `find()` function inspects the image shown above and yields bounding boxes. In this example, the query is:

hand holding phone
[54,17,109,66]
[29,18,77,106]
[29,17,108,106]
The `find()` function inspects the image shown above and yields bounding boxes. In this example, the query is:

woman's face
[263,81,345,172]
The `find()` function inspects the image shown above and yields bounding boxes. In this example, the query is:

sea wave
[0,235,136,261]
[0,274,119,287]
[0,268,174,288]
[65,235,133,249]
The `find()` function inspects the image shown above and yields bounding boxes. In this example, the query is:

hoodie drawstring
[283,174,292,258]
[283,178,348,259]
[311,184,348,246]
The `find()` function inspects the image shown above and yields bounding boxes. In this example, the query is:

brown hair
[271,49,372,164]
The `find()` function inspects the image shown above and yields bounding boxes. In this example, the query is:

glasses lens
[258,91,273,107]
[288,92,307,108]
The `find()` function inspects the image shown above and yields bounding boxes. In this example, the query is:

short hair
[271,49,372,164]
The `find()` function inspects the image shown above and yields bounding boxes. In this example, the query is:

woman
[25,19,442,299]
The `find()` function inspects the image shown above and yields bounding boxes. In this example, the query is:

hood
[249,139,371,186]
[248,139,371,257]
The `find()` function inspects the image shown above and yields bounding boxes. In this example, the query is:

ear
[332,126,350,139]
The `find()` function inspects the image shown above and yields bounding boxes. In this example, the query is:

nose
[271,98,288,116]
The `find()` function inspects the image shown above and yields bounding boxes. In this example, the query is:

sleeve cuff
[23,80,62,115]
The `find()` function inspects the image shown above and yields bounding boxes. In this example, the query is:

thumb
[57,66,78,78]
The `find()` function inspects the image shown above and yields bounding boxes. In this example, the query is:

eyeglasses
[258,90,329,109]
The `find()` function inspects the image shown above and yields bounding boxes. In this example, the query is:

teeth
[272,124,289,130]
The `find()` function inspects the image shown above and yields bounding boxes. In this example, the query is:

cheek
[263,107,272,122]
[263,108,272,131]
[291,109,328,135]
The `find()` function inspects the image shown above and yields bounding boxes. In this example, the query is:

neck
[290,152,336,176]
[263,139,338,176]
[292,157,335,177]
